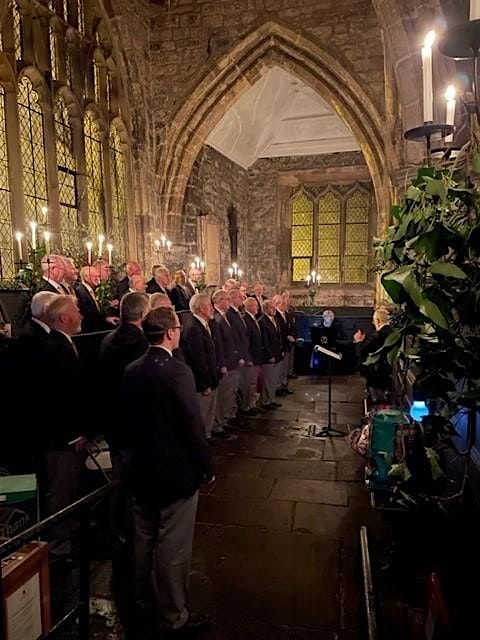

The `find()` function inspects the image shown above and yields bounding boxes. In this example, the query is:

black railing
[0,482,113,639]
[360,525,378,640]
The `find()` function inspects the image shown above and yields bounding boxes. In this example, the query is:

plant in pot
[373,157,480,451]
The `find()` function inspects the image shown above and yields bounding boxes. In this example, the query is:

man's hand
[238,358,245,367]
[287,335,295,343]
[220,366,228,375]
[269,357,275,364]
[246,360,253,366]
[106,316,120,326]
[205,475,216,485]
[202,388,212,396]
[74,436,90,453]
[353,329,366,343]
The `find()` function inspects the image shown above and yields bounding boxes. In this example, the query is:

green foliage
[376,164,480,432]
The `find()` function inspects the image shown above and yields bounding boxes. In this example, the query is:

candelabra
[154,234,173,265]
[305,270,320,306]
[190,256,207,291]
[228,262,243,281]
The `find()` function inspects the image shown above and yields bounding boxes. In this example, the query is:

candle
[445,85,456,142]
[238,269,243,278]
[29,220,37,250]
[166,240,172,251]
[190,262,196,270]
[41,205,48,223]
[200,260,205,271]
[107,243,113,266]
[471,0,480,20]
[154,239,161,251]
[306,275,311,285]
[228,267,233,276]
[86,241,93,265]
[15,231,23,261]
[195,256,200,269]
[98,233,105,257]
[422,31,435,123]
[161,234,166,247]
[311,270,316,279]
[43,230,51,254]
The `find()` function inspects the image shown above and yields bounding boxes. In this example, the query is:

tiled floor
[85,373,390,639]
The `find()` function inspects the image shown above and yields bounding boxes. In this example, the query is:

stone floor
[78,372,391,640]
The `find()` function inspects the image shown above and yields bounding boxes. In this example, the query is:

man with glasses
[122,306,214,639]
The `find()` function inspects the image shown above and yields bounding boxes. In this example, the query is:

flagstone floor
[80,372,393,640]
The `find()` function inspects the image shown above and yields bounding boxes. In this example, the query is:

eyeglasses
[172,325,183,332]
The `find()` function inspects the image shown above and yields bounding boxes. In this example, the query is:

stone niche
[182,145,376,306]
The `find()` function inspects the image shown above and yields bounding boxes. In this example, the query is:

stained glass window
[344,190,369,283]
[109,126,127,261]
[94,61,101,103]
[17,77,48,248]
[13,4,22,61]
[84,111,105,236]
[55,97,79,254]
[49,27,58,80]
[317,191,341,283]
[290,192,313,282]
[77,0,84,32]
[0,87,14,279]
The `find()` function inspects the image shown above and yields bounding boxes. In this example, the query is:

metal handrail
[360,525,378,640]
[0,481,113,639]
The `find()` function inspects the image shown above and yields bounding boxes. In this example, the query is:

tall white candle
[107,243,113,266]
[15,232,23,262]
[422,31,435,123]
[43,230,51,254]
[471,0,480,20]
[161,234,166,247]
[228,267,233,276]
[166,240,172,252]
[98,233,105,257]
[41,205,48,223]
[238,269,243,278]
[86,241,93,265]
[200,260,205,271]
[29,221,37,250]
[154,239,161,251]
[445,85,456,142]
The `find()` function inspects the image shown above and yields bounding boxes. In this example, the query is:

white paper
[5,572,42,640]
[314,345,343,360]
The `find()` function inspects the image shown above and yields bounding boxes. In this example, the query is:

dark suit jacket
[181,317,218,392]
[259,315,282,364]
[39,279,65,294]
[75,283,111,333]
[99,322,149,446]
[121,347,214,506]
[115,276,129,300]
[358,324,393,389]
[145,279,173,299]
[244,312,263,366]
[170,285,191,312]
[213,311,239,371]
[227,307,250,361]
[252,294,266,318]
[275,310,288,354]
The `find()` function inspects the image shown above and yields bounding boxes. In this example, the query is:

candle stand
[404,123,454,166]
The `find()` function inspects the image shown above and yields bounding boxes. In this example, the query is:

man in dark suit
[43,295,89,559]
[252,282,267,318]
[39,254,67,294]
[243,297,264,414]
[170,270,193,312]
[228,288,251,416]
[115,261,142,299]
[354,307,393,403]
[181,293,219,440]
[75,265,116,333]
[121,307,213,639]
[259,300,282,409]
[146,265,173,299]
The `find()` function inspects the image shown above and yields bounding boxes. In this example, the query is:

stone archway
[159,21,391,240]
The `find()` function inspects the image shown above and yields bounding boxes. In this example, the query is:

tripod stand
[314,347,347,438]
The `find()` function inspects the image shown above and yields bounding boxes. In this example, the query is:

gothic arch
[159,21,391,239]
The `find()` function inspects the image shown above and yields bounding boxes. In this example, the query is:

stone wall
[183,145,375,306]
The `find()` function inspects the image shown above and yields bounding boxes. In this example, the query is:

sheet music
[5,572,42,640]
[314,345,343,360]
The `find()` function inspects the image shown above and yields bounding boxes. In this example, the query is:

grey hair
[189,292,211,314]
[31,291,57,319]
[120,292,150,322]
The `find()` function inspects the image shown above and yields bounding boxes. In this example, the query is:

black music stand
[313,345,347,438]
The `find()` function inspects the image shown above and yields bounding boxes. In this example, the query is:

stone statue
[227,203,238,261]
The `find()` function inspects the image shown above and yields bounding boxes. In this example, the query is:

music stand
[313,345,347,438]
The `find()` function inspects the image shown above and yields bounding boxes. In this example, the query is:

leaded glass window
[94,61,101,103]
[344,190,369,283]
[109,126,127,260]
[17,77,48,244]
[318,191,341,284]
[50,27,58,80]
[13,4,22,61]
[290,184,372,285]
[55,97,79,254]
[290,192,313,283]
[84,111,105,236]
[77,0,84,32]
[0,87,14,279]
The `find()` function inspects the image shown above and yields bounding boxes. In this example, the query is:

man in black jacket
[122,307,214,639]
[181,293,218,440]
[243,297,264,414]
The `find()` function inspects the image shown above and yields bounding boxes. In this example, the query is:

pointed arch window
[0,86,14,278]
[290,184,371,285]
[84,111,105,236]
[49,27,58,80]
[317,191,341,283]
[290,192,313,282]
[109,126,127,260]
[55,96,79,254]
[13,3,23,61]
[17,78,48,240]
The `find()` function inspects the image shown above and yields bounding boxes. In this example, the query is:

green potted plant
[373,156,480,437]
